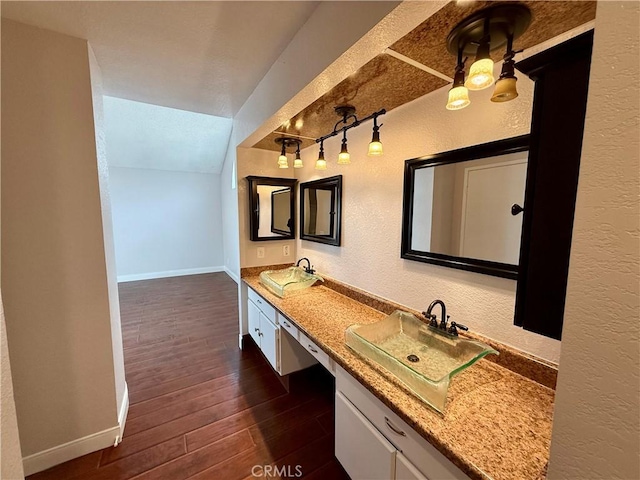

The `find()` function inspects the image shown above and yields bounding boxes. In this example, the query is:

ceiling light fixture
[491,34,521,102]
[446,49,471,110]
[446,4,531,109]
[274,137,301,169]
[367,116,383,156]
[315,105,386,166]
[293,143,303,168]
[315,141,327,170]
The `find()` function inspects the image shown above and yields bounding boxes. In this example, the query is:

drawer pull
[385,417,406,437]
[308,345,318,354]
[257,299,262,304]
[282,321,290,328]
[254,328,259,332]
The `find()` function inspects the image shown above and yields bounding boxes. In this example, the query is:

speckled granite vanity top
[242,270,556,480]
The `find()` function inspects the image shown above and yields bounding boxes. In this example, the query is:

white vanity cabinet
[246,288,317,376]
[247,294,279,370]
[335,365,469,480]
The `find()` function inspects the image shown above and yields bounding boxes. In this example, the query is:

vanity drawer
[277,313,298,340]
[336,365,468,480]
[248,288,276,324]
[298,330,335,376]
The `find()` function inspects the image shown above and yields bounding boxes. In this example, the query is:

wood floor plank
[132,430,254,480]
[26,273,344,480]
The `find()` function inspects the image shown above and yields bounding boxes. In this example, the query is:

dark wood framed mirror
[246,176,296,241]
[300,175,342,246]
[401,135,530,279]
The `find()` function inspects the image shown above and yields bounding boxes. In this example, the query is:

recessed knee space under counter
[241,269,556,480]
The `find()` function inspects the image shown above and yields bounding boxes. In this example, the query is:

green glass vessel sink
[345,310,498,413]
[259,267,324,298]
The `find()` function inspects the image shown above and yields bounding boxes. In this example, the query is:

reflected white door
[460,160,527,264]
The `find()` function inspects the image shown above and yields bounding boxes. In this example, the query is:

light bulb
[465,58,495,90]
[446,85,471,110]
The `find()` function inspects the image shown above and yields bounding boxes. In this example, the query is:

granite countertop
[242,274,555,480]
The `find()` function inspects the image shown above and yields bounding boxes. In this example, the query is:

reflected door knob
[511,204,524,216]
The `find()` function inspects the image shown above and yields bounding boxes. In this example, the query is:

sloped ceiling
[254,0,596,152]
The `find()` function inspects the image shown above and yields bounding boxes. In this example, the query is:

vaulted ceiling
[253,1,597,153]
[1,1,320,117]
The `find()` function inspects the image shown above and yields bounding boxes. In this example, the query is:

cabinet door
[396,453,429,480]
[259,313,279,372]
[335,392,396,480]
[247,300,261,346]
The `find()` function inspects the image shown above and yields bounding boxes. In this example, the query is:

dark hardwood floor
[28,273,348,480]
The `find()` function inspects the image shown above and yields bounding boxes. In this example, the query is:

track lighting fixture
[274,137,301,169]
[315,105,386,167]
[446,4,531,109]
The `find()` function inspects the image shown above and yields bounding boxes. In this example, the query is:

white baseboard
[224,267,240,284]
[117,266,224,283]
[22,426,119,476]
[116,383,129,444]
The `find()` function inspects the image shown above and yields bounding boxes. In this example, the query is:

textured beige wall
[238,147,296,269]
[1,297,25,480]
[295,58,562,362]
[1,19,118,456]
[548,2,640,478]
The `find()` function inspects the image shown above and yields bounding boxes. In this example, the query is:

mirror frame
[300,175,343,246]
[400,135,530,279]
[246,176,297,241]
[270,188,293,235]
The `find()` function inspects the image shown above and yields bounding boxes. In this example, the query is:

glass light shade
[368,141,383,156]
[337,151,351,165]
[491,77,518,102]
[293,157,303,168]
[278,154,288,165]
[465,58,495,90]
[315,158,327,170]
[446,85,471,110]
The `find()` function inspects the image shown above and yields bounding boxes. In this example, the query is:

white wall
[294,59,561,363]
[1,19,121,473]
[109,167,224,281]
[88,46,127,435]
[547,2,640,478]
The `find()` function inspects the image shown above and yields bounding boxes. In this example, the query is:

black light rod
[315,108,387,144]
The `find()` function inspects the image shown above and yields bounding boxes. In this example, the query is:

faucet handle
[308,266,316,274]
[422,312,438,327]
[439,315,450,330]
[448,322,468,336]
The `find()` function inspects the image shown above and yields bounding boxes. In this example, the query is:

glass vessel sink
[345,310,498,413]
[259,267,324,298]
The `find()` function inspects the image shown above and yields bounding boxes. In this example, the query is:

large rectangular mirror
[246,176,296,241]
[300,175,342,246]
[401,136,529,279]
